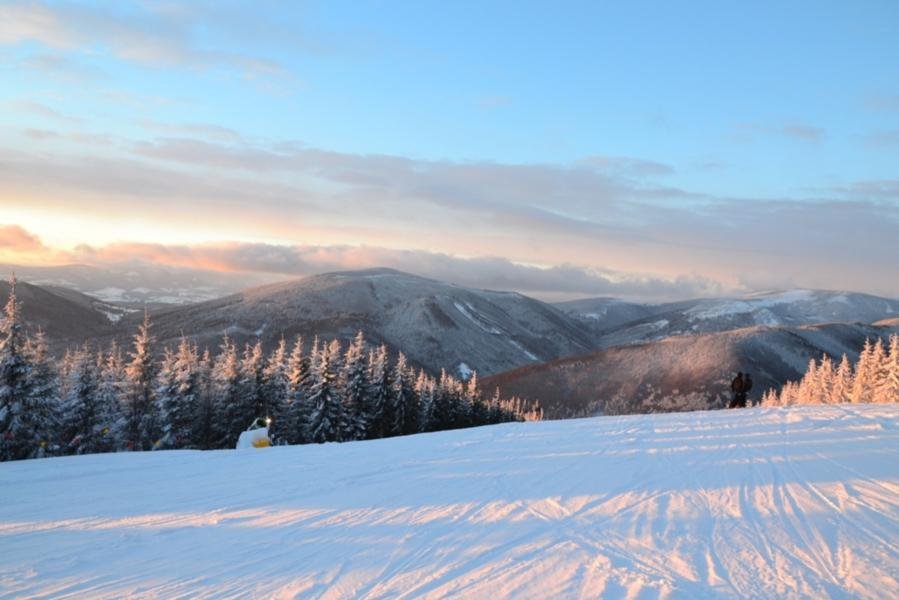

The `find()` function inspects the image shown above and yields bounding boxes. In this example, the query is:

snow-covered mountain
[2,404,896,598]
[0,280,119,345]
[484,321,899,418]
[0,262,276,306]
[558,289,899,347]
[128,268,596,377]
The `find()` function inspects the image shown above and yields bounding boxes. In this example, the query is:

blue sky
[1,0,898,300]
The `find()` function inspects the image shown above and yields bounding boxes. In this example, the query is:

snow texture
[1,404,897,599]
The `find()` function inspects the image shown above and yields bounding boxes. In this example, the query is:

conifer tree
[23,328,60,455]
[466,372,487,426]
[262,338,292,444]
[96,342,125,448]
[415,371,435,431]
[366,345,391,438]
[240,341,265,418]
[60,346,113,454]
[158,338,200,449]
[850,338,874,404]
[194,348,216,449]
[391,352,418,435]
[868,338,891,403]
[123,311,159,450]
[831,354,853,404]
[287,336,312,444]
[886,335,899,403]
[340,331,370,441]
[0,277,41,461]
[308,339,343,443]
[213,336,245,448]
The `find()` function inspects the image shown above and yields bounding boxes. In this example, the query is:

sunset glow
[1,1,897,301]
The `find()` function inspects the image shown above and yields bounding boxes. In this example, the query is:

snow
[91,287,127,302]
[509,339,539,361]
[687,290,816,321]
[453,301,502,334]
[1,404,897,599]
[100,310,122,324]
[457,361,472,380]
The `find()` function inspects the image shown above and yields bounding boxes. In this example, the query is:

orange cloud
[0,224,64,265]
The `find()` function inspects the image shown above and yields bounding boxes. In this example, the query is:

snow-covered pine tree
[308,339,343,443]
[287,336,312,444]
[0,276,42,461]
[868,338,891,403]
[849,338,874,404]
[366,344,390,439]
[96,342,125,449]
[213,336,246,448]
[23,328,60,455]
[60,346,115,455]
[158,338,200,449]
[340,331,370,441]
[123,311,160,450]
[466,372,487,426]
[485,387,502,423]
[262,338,292,444]
[815,355,835,403]
[239,341,265,419]
[415,370,435,432]
[831,354,853,404]
[886,334,899,403]
[193,348,216,449]
[391,352,418,435]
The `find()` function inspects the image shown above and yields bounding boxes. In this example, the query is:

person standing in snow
[729,372,745,408]
[743,373,754,406]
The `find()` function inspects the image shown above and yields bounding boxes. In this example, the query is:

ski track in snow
[1,405,898,599]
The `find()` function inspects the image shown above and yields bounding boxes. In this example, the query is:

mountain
[0,280,118,344]
[127,268,596,377]
[0,262,277,306]
[552,297,669,332]
[483,321,899,418]
[559,289,899,348]
[3,404,896,598]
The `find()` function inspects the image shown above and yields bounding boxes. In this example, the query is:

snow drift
[1,404,897,598]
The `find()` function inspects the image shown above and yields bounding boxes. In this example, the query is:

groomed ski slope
[2,405,898,599]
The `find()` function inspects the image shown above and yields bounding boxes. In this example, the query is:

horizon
[4,262,899,306]
[1,1,898,301]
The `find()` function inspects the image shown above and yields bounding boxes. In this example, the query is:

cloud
[0,225,47,253]
[3,131,898,299]
[0,0,290,81]
[7,100,82,123]
[729,122,826,144]
[20,52,107,83]
[781,124,825,143]
[69,240,728,301]
[863,130,899,148]
[137,120,243,143]
[865,92,899,113]
[577,155,674,178]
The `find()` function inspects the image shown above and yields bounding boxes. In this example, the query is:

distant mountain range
[556,289,899,346]
[3,266,898,412]
[0,262,276,306]
[133,268,595,377]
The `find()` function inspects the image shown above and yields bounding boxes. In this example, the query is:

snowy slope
[2,404,898,599]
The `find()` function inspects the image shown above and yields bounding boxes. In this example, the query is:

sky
[0,0,898,301]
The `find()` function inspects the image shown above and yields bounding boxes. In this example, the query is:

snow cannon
[236,417,272,450]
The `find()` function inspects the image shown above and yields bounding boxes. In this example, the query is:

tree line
[761,334,899,406]
[0,278,541,462]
